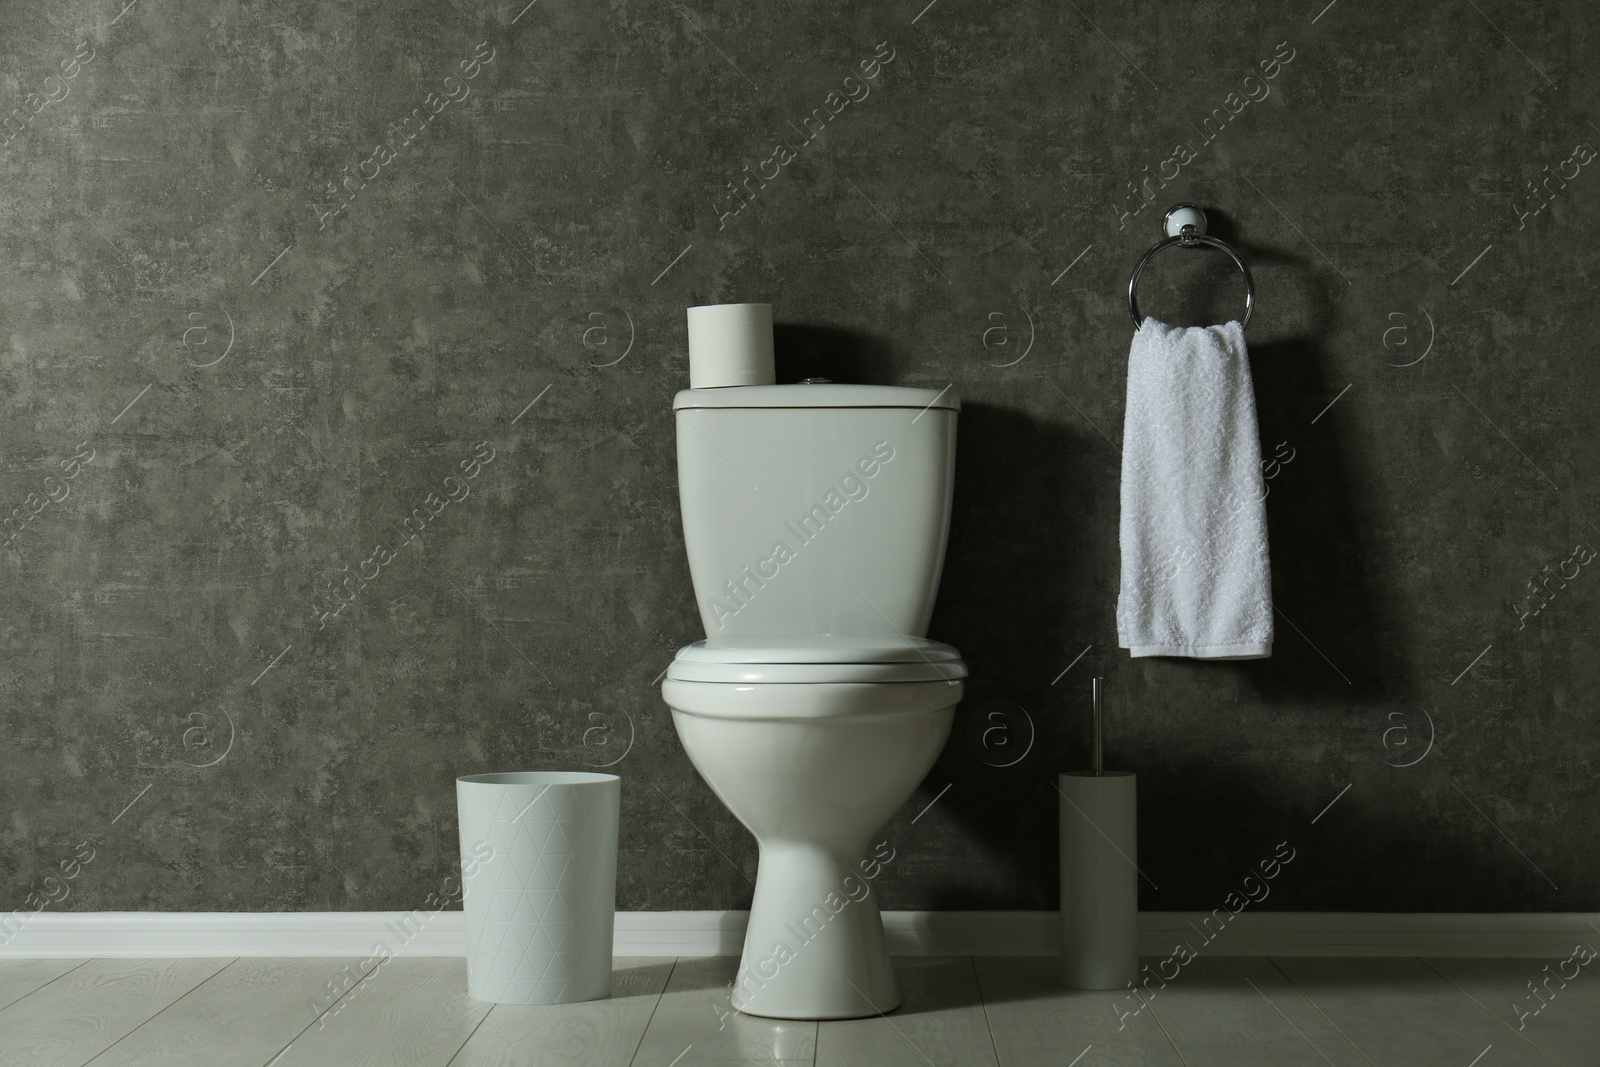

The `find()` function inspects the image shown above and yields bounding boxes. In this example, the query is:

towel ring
[1127,204,1254,330]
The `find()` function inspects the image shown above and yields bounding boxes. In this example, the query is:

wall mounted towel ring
[1126,204,1255,330]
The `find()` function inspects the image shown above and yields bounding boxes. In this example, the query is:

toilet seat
[666,635,966,684]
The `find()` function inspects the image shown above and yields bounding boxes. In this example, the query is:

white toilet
[661,306,965,1020]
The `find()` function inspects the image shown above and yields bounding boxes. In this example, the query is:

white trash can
[456,771,620,1004]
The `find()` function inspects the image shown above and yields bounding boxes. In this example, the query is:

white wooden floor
[0,954,1596,1066]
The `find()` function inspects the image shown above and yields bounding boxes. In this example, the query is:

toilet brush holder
[1059,678,1138,990]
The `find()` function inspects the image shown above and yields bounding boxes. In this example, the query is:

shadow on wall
[773,323,897,383]
[1236,236,1405,704]
[1105,236,1486,912]
[874,230,1425,912]
[1118,220,1406,702]
[917,402,1105,909]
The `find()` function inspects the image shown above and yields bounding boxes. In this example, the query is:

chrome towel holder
[1126,203,1255,330]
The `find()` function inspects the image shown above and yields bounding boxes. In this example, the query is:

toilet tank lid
[673,384,959,411]
[674,635,962,665]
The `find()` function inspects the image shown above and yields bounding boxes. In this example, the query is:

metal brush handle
[1092,677,1104,776]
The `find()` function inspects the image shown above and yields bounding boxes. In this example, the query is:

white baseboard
[1,911,1595,959]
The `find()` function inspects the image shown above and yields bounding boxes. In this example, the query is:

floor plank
[0,953,1587,1067]
[816,956,998,1067]
[629,956,817,1067]
[0,960,89,1014]
[268,958,489,1067]
[1139,956,1370,1066]
[83,957,378,1067]
[1271,957,1557,1067]
[972,956,1186,1067]
[0,958,229,1067]
[1425,957,1600,1067]
[444,957,673,1067]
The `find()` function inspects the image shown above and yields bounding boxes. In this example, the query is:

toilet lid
[666,636,967,684]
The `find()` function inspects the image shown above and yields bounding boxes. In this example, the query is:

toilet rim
[676,635,962,662]
[667,660,965,683]
[663,676,964,720]
[666,636,966,684]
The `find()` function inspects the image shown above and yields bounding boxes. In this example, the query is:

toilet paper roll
[687,303,774,389]
[1059,770,1138,990]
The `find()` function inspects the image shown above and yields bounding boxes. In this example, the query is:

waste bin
[456,771,620,1004]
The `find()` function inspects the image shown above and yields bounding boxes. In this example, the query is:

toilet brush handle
[1092,677,1103,776]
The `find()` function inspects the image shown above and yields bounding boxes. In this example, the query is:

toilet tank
[674,383,959,639]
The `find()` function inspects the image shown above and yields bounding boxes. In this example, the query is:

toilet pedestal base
[728,841,899,1020]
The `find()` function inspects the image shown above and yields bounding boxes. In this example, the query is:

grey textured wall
[2,0,1596,919]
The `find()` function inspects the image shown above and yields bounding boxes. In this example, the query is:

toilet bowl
[664,637,964,1018]
[663,311,963,1020]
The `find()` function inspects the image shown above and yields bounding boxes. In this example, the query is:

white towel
[1116,318,1273,659]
